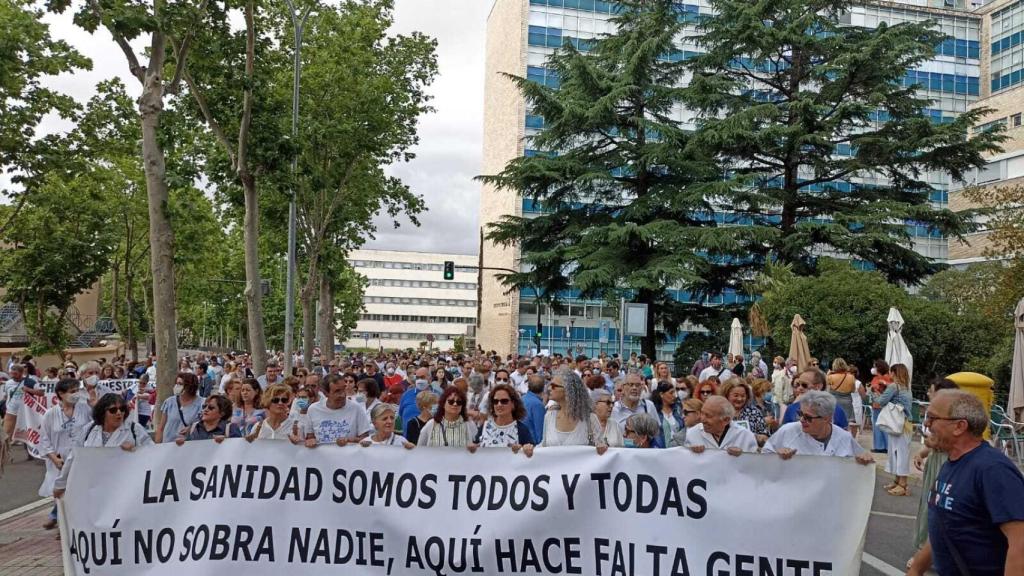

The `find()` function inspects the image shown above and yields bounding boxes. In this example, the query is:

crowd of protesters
[2,346,1021,575]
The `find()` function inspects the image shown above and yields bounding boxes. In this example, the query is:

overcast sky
[37,0,489,256]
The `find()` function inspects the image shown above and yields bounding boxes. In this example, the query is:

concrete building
[343,249,478,351]
[478,0,1006,358]
[949,0,1024,266]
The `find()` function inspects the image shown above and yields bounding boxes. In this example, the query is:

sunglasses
[794,381,812,389]
[699,390,713,396]
[446,398,464,406]
[676,387,688,392]
[683,410,698,415]
[495,378,510,383]
[269,397,290,405]
[493,398,512,405]
[106,406,128,414]
[549,383,563,389]
[202,404,218,411]
[798,411,823,422]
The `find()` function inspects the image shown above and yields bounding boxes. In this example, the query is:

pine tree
[480,0,758,358]
[685,0,1004,283]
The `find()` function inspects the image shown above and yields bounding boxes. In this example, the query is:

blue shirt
[522,391,546,444]
[782,401,848,429]
[399,387,421,434]
[928,442,1024,576]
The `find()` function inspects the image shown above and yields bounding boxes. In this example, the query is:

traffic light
[534,320,543,350]
[443,260,455,280]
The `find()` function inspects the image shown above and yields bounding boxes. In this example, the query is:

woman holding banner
[360,404,414,448]
[178,395,242,443]
[53,393,154,498]
[417,387,477,448]
[471,383,534,454]
[232,378,265,436]
[593,391,624,448]
[155,373,202,443]
[540,371,607,454]
[250,384,304,443]
[37,379,91,529]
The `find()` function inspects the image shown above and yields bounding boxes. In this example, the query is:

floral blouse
[737,404,769,437]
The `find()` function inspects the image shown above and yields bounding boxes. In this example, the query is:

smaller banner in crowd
[13,379,139,458]
[62,441,876,576]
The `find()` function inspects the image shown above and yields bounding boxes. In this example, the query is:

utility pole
[283,0,314,374]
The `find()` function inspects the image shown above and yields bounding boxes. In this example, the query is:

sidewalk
[0,502,62,576]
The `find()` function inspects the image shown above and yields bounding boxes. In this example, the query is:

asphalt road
[1,447,921,575]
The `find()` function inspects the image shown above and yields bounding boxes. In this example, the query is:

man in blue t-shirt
[909,390,1024,576]
[780,368,848,429]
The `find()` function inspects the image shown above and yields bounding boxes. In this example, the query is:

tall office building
[479,0,1014,358]
[948,0,1024,266]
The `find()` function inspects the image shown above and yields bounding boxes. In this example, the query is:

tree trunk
[242,177,268,374]
[139,63,178,404]
[301,284,315,371]
[110,263,120,333]
[126,267,137,363]
[317,272,333,363]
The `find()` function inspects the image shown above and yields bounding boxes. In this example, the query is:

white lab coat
[763,422,863,458]
[54,420,154,491]
[36,401,92,497]
[684,423,759,453]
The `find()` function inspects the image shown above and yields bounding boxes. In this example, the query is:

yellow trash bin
[947,372,995,440]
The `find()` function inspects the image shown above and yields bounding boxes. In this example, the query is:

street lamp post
[283,0,313,374]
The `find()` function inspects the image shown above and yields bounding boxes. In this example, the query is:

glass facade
[991,0,1024,92]
[512,0,985,357]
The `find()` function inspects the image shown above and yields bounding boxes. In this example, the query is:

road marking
[862,552,907,576]
[870,510,917,520]
[0,497,52,523]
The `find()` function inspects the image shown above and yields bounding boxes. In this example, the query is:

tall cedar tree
[481,0,758,358]
[684,0,1005,283]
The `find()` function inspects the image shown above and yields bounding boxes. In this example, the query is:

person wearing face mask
[2,363,43,444]
[355,378,382,419]
[771,357,794,419]
[37,379,92,529]
[403,391,438,445]
[399,367,432,427]
[623,413,660,448]
[383,363,404,388]
[155,372,203,443]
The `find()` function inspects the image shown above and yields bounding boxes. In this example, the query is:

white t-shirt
[684,423,759,453]
[306,399,371,444]
[698,366,734,383]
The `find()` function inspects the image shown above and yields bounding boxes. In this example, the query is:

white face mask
[386,368,396,375]
[173,384,184,395]
[355,393,367,404]
[870,367,877,376]
[415,379,429,391]
[85,375,99,387]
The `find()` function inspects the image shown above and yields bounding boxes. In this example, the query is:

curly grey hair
[554,369,593,424]
[799,390,836,419]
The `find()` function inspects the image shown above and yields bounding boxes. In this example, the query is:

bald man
[685,395,758,456]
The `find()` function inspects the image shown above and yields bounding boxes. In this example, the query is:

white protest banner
[12,388,57,458]
[62,442,875,576]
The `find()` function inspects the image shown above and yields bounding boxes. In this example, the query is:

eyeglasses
[595,399,612,405]
[683,410,698,416]
[549,383,563,389]
[269,397,290,405]
[676,387,688,392]
[699,389,712,396]
[794,380,812,389]
[446,398,464,406]
[106,406,128,414]
[924,413,966,425]
[797,411,823,422]
[493,398,512,405]
[495,378,510,383]
[202,404,218,411]
[624,427,635,435]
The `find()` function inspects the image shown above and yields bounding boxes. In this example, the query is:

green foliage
[453,335,466,354]
[685,0,1005,284]
[0,0,90,218]
[481,0,747,358]
[757,259,1002,393]
[0,172,117,353]
[329,261,367,343]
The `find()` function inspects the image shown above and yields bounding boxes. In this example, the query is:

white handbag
[876,402,906,435]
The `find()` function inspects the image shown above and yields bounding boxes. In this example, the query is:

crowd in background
[1,345,1020,576]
